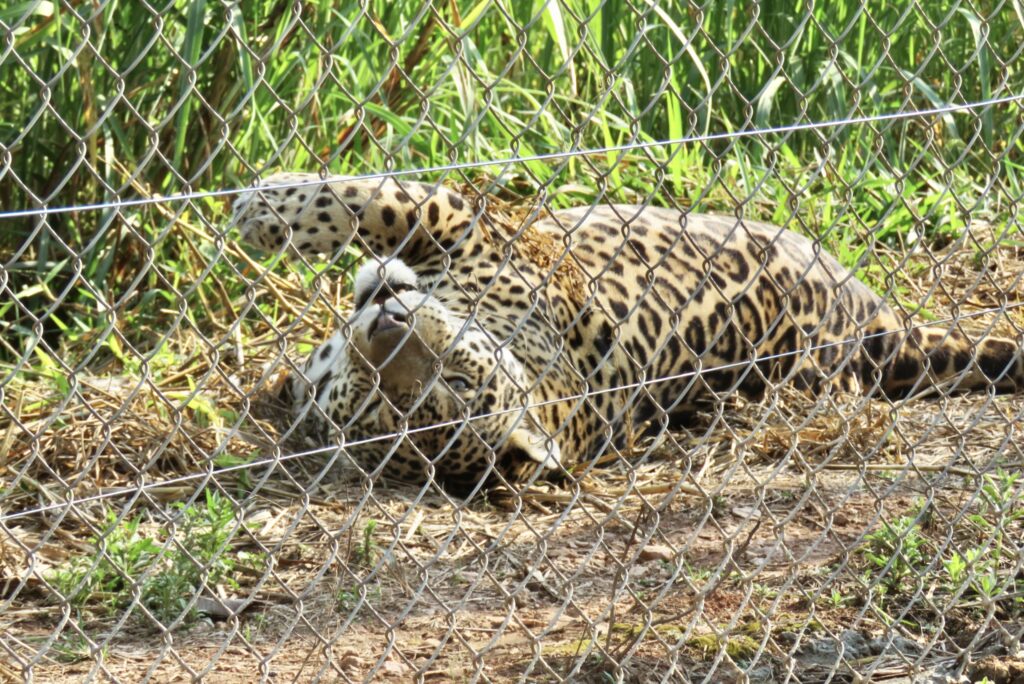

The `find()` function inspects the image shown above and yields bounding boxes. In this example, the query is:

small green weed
[826,588,848,609]
[859,513,929,595]
[143,489,256,624]
[48,490,264,628]
[50,512,160,608]
[680,562,713,585]
[49,630,104,664]
[212,452,259,495]
[335,582,381,613]
[943,470,1024,606]
[354,519,379,566]
[242,613,268,643]
[857,472,1023,617]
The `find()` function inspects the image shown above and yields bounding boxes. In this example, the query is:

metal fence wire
[2,1,1023,682]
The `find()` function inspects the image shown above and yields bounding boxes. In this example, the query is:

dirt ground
[2,233,1023,682]
[3,385,1022,682]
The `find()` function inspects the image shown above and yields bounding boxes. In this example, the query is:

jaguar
[233,172,1022,494]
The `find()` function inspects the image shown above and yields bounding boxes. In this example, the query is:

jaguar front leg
[275,331,349,444]
[232,172,483,267]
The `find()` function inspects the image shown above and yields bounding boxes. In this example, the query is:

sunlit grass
[0,0,1022,371]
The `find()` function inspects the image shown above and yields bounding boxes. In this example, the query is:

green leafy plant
[944,551,967,586]
[50,630,105,664]
[860,514,929,595]
[335,582,382,613]
[213,452,258,495]
[354,519,379,566]
[944,470,1024,606]
[141,489,251,624]
[48,491,264,627]
[827,588,848,609]
[49,511,160,608]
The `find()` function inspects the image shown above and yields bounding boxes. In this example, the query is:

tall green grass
[1,0,1022,367]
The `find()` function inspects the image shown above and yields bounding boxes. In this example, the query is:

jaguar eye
[445,376,472,393]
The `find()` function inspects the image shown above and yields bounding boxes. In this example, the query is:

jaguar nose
[367,307,409,339]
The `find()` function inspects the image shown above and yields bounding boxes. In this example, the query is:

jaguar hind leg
[278,331,347,442]
[855,315,1023,398]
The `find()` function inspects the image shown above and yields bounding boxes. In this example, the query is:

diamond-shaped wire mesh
[1,1,1023,681]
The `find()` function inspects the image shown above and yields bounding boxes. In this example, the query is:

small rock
[524,567,547,590]
[747,667,775,683]
[628,563,652,579]
[797,629,870,662]
[195,596,249,619]
[776,631,798,646]
[190,618,216,634]
[638,545,674,563]
[732,506,762,520]
[337,651,362,671]
[969,655,1024,684]
[382,660,410,676]
[869,634,922,656]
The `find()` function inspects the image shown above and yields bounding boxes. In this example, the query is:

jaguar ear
[506,427,561,469]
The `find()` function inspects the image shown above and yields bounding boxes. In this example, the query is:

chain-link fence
[2,1,1023,681]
